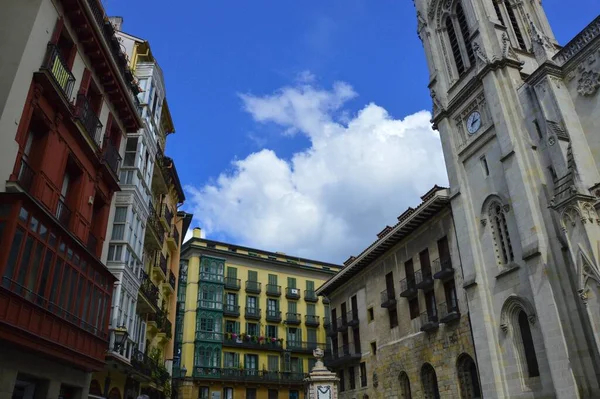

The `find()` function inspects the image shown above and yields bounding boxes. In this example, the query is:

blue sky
[105,0,600,263]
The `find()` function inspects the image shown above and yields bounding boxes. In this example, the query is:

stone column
[304,348,339,399]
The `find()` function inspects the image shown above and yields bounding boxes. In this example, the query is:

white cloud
[185,76,447,263]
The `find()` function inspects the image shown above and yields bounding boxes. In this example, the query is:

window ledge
[495,263,520,279]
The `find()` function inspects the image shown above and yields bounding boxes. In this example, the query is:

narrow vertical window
[446,17,465,75]
[493,1,505,25]
[481,156,489,176]
[506,4,526,49]
[399,371,412,399]
[491,204,514,264]
[456,4,475,67]
[518,311,540,377]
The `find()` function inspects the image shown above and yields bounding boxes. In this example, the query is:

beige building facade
[414,0,600,397]
[317,187,480,399]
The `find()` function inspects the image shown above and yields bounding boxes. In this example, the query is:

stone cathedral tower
[413,1,600,397]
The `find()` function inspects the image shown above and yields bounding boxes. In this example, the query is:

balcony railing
[245,307,261,320]
[192,367,305,383]
[439,299,460,324]
[56,198,71,227]
[160,203,174,227]
[380,289,397,308]
[285,287,301,299]
[222,335,283,351]
[169,270,176,289]
[324,316,331,328]
[140,270,159,308]
[266,310,282,323]
[415,269,434,290]
[420,311,439,332]
[433,258,454,280]
[305,315,320,327]
[17,158,35,192]
[346,310,359,327]
[172,227,180,247]
[336,316,347,332]
[324,344,361,368]
[266,284,281,297]
[245,281,261,294]
[158,253,167,276]
[41,43,76,100]
[399,277,417,298]
[147,206,165,244]
[75,94,102,147]
[224,277,240,290]
[223,304,240,317]
[287,341,325,352]
[326,320,337,336]
[101,137,121,177]
[148,310,172,339]
[131,348,154,378]
[286,312,301,325]
[195,331,223,342]
[304,290,318,302]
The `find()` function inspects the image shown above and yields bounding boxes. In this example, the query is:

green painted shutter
[268,355,279,371]
[248,270,258,281]
[307,328,317,343]
[287,277,296,288]
[227,267,237,278]
[306,280,314,291]
[288,301,297,313]
[307,304,315,315]
[234,353,240,367]
[235,321,240,333]
[268,274,277,285]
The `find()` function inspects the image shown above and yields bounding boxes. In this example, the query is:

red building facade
[0,0,141,388]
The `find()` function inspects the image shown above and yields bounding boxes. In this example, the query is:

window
[267,298,278,312]
[246,389,257,399]
[247,296,257,309]
[268,355,279,371]
[456,4,475,66]
[409,297,420,319]
[518,310,540,377]
[268,389,278,399]
[287,277,296,288]
[223,388,233,399]
[226,293,237,306]
[446,16,464,75]
[425,291,437,320]
[307,328,317,344]
[444,280,458,313]
[444,2,475,77]
[349,366,356,390]
[367,307,374,322]
[307,303,315,315]
[123,137,137,167]
[370,341,377,355]
[246,322,259,336]
[289,391,299,399]
[339,370,345,392]
[490,203,514,265]
[287,327,300,344]
[223,352,239,368]
[481,156,489,176]
[399,371,412,399]
[360,362,367,387]
[421,363,440,399]
[225,320,239,333]
[266,324,278,338]
[457,354,481,399]
[389,308,399,328]
[111,207,127,240]
[494,0,526,49]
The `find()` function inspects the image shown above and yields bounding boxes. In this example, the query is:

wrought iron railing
[266,284,281,296]
[193,367,305,382]
[286,312,301,324]
[224,277,240,290]
[304,290,318,302]
[245,281,261,294]
[140,270,159,307]
[41,43,75,100]
[266,310,282,322]
[101,136,121,177]
[432,257,454,278]
[147,206,165,243]
[224,304,240,316]
[305,315,320,326]
[75,94,102,146]
[169,270,176,289]
[285,287,301,299]
[245,307,261,319]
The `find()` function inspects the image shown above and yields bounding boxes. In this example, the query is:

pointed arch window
[456,4,475,66]
[518,310,540,377]
[457,354,481,399]
[490,203,514,265]
[399,371,412,399]
[421,364,441,399]
[446,17,465,75]
[443,1,475,77]
[493,1,527,50]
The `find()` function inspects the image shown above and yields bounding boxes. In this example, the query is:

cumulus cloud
[185,77,447,263]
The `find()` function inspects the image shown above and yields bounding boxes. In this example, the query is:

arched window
[493,1,526,49]
[399,371,412,399]
[443,1,475,77]
[421,364,440,399]
[457,354,481,399]
[490,203,514,265]
[456,4,475,66]
[446,17,464,75]
[108,388,122,399]
[518,310,540,377]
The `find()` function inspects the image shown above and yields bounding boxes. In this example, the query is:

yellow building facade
[174,229,342,399]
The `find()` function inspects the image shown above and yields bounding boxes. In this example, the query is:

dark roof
[165,156,185,202]
[178,211,193,240]
[317,186,450,296]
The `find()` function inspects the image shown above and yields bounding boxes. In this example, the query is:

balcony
[287,341,325,353]
[433,258,454,280]
[380,289,397,308]
[415,269,434,290]
[56,198,72,228]
[266,284,281,297]
[131,348,155,378]
[326,320,338,337]
[166,226,179,251]
[322,296,330,304]
[152,252,167,281]
[399,277,417,298]
[148,310,172,340]
[224,304,240,317]
[346,310,359,327]
[324,344,361,368]
[224,277,241,291]
[286,312,301,325]
[420,311,439,332]
[138,270,159,313]
[266,310,282,323]
[305,315,320,327]
[245,307,261,320]
[168,270,176,290]
[245,281,261,294]
[336,316,347,332]
[75,94,102,147]
[159,203,174,231]
[192,367,304,383]
[324,317,331,328]
[285,287,301,300]
[304,290,318,302]
[145,206,165,250]
[39,43,75,103]
[222,335,283,351]
[439,300,460,324]
[100,137,121,179]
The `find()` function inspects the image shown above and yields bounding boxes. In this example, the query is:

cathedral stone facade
[413,0,600,397]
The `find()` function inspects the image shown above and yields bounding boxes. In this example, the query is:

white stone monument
[304,347,339,399]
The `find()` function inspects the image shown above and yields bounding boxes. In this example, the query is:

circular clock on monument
[467,110,482,134]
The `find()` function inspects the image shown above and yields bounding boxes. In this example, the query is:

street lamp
[113,326,129,351]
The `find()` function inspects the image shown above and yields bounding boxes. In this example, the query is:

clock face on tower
[467,110,482,134]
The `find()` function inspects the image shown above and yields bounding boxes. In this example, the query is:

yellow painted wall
[182,385,304,399]
[90,369,127,398]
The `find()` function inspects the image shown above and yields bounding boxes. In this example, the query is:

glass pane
[49,260,63,304]
[3,227,25,283]
[114,207,127,223]
[15,235,34,288]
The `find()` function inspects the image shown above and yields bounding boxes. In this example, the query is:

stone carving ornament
[577,69,600,97]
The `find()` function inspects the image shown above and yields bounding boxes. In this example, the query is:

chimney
[109,16,124,31]
[193,228,202,238]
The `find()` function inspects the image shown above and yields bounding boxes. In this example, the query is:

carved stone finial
[472,41,489,68]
